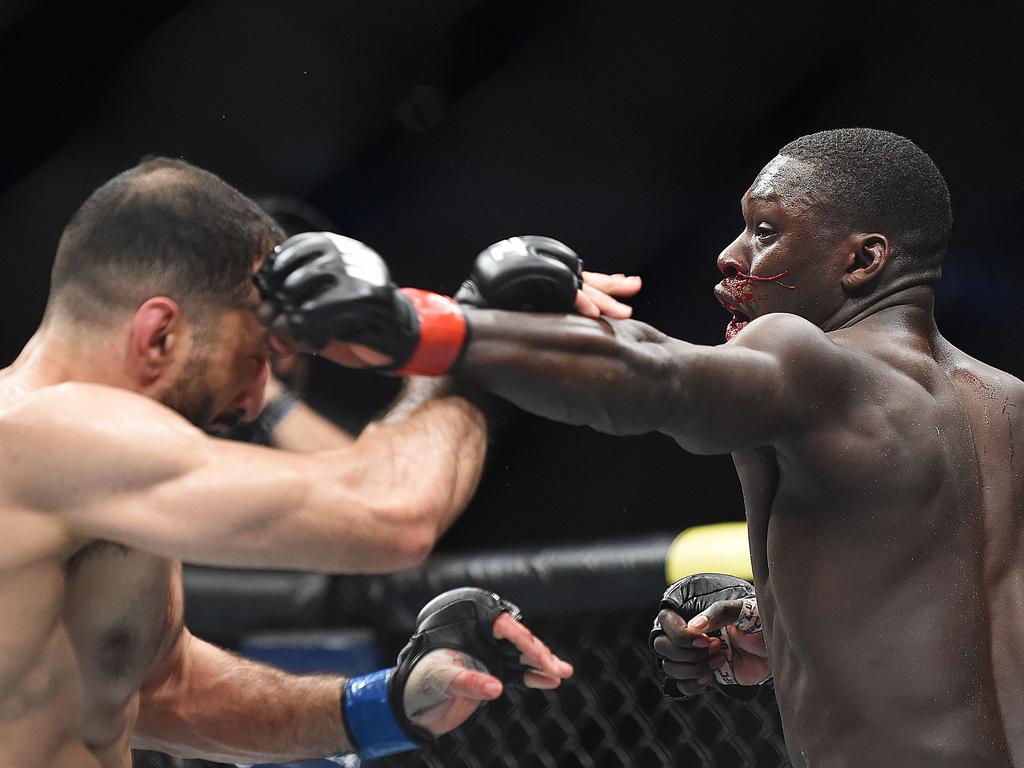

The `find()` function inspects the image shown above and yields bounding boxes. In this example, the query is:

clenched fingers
[652,634,721,663]
[687,599,746,635]
[657,609,717,649]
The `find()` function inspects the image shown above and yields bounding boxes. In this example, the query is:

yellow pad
[665,521,752,583]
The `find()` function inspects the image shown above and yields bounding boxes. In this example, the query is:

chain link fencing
[135,534,790,768]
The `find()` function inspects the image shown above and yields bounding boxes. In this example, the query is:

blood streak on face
[736,269,796,290]
[719,269,798,341]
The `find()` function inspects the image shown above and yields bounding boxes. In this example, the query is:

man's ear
[841,233,890,292]
[129,297,185,386]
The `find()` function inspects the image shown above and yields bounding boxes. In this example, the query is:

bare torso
[736,320,1023,766]
[0,370,180,768]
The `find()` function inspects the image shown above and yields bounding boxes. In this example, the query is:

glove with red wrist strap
[255,232,467,376]
[256,232,582,376]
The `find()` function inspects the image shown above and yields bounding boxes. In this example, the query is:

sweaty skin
[454,159,1023,766]
[0,259,619,766]
[0,318,492,767]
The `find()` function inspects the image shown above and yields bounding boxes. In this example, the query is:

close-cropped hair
[779,128,952,277]
[47,156,285,323]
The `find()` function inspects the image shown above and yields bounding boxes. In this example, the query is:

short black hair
[778,128,952,277]
[47,156,285,323]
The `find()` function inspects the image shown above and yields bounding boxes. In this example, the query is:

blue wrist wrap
[343,668,420,759]
[256,390,300,438]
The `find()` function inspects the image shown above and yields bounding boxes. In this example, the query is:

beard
[161,352,218,428]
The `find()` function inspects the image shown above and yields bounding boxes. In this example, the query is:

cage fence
[135,533,789,768]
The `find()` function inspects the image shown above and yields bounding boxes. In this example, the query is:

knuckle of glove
[660,573,755,622]
[459,235,582,313]
[256,231,404,355]
[258,233,335,289]
[522,236,583,276]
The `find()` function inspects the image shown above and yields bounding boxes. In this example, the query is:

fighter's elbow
[361,498,441,572]
[389,525,436,569]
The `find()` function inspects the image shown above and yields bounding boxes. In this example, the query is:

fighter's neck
[6,324,133,391]
[822,283,938,338]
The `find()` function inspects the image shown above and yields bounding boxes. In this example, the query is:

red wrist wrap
[393,288,468,376]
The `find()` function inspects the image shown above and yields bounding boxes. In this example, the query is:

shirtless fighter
[0,157,641,766]
[322,129,1023,766]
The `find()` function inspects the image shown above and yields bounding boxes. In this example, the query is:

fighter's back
[735,318,1020,766]
[936,341,1024,767]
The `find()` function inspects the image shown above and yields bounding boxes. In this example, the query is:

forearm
[257,374,355,451]
[456,308,680,436]
[270,398,355,451]
[356,378,488,546]
[134,633,350,763]
[209,380,487,573]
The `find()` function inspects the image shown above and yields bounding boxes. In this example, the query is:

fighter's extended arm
[6,380,484,572]
[458,309,849,454]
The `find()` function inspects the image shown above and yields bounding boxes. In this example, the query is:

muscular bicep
[5,384,427,572]
[460,310,846,454]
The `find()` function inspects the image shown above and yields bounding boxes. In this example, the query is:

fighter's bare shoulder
[729,311,832,350]
[2,380,193,429]
[0,382,201,513]
[657,314,854,453]
[948,349,1024,421]
[728,312,849,376]
[953,351,1024,393]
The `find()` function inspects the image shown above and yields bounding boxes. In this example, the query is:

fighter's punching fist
[455,235,583,312]
[338,587,572,760]
[255,232,466,375]
[649,573,772,701]
[456,235,640,317]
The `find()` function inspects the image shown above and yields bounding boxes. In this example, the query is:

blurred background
[1,3,1022,765]
[2,1,1022,547]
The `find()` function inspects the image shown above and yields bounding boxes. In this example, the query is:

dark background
[2,1,1022,551]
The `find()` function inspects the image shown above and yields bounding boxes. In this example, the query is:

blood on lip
[725,317,747,342]
[719,269,795,342]
[720,268,796,305]
[721,275,754,303]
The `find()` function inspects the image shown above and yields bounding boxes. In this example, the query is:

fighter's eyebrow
[741,192,778,222]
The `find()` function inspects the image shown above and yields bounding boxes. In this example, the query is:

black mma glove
[340,587,524,759]
[454,235,583,312]
[649,573,766,702]
[255,232,467,376]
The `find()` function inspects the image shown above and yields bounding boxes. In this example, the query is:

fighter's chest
[63,542,176,697]
[731,448,778,521]
[731,447,778,583]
